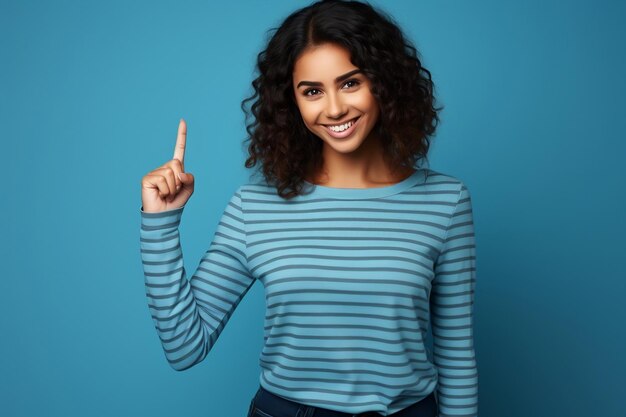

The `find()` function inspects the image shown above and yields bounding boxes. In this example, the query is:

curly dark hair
[241,0,443,199]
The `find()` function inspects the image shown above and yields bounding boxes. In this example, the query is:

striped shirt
[139,168,478,417]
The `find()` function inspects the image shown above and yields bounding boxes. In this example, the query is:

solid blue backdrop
[1,0,624,416]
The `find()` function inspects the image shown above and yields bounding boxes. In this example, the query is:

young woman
[139,1,478,416]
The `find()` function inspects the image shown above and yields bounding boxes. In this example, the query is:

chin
[327,138,366,154]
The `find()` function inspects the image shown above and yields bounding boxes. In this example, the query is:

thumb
[177,172,194,195]
[178,172,194,184]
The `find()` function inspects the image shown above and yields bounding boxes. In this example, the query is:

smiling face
[292,42,381,156]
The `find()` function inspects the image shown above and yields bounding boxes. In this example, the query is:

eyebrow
[296,69,363,89]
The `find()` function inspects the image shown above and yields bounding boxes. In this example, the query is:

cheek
[364,94,380,119]
[352,90,376,110]
[370,100,380,118]
[296,102,320,125]
[363,91,378,108]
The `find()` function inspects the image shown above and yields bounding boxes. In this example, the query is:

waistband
[249,385,438,417]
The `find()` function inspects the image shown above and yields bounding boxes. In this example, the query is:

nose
[325,90,348,120]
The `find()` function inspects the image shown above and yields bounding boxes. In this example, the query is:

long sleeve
[430,182,478,417]
[139,186,255,371]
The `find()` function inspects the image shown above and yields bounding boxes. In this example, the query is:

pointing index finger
[173,118,186,166]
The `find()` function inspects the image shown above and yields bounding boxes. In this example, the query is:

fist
[141,118,195,213]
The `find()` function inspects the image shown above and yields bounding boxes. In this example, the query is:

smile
[322,116,361,138]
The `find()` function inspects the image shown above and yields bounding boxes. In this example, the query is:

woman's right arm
[139,187,255,371]
[139,119,255,371]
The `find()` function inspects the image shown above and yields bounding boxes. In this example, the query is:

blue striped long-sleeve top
[139,168,478,417]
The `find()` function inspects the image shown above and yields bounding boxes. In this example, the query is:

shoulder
[238,179,275,198]
[233,178,286,211]
[423,168,470,196]
[423,168,465,187]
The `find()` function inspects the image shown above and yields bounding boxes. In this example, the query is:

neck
[308,134,414,188]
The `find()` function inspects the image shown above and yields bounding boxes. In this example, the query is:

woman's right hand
[141,118,195,213]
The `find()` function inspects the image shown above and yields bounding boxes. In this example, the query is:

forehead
[293,43,357,81]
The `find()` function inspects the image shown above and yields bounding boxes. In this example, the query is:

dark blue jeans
[247,385,438,417]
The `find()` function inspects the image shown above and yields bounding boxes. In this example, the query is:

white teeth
[328,118,356,132]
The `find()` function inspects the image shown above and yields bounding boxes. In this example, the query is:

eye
[302,79,361,97]
[303,88,321,97]
[343,79,360,89]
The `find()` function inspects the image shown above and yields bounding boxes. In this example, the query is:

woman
[139,1,478,416]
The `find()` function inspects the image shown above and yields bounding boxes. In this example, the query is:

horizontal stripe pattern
[139,168,477,416]
[139,190,255,371]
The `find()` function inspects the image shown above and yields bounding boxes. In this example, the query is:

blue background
[2,0,624,416]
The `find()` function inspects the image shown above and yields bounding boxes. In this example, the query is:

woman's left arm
[430,182,478,417]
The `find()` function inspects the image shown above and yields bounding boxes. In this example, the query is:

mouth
[322,116,361,138]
